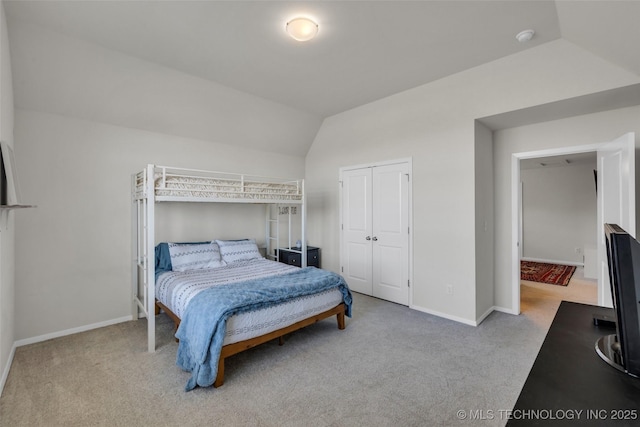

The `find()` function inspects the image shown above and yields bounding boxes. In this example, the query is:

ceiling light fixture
[516,29,535,43]
[286,17,318,42]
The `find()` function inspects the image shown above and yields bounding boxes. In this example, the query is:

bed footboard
[214,303,346,387]
[156,300,346,387]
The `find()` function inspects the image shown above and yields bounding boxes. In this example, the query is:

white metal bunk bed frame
[132,164,307,352]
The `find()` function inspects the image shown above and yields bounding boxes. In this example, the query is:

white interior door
[597,132,635,307]
[372,164,409,305]
[341,168,373,295]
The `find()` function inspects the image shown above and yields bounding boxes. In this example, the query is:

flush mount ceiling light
[516,29,535,43]
[286,17,318,42]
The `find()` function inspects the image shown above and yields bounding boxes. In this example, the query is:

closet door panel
[378,245,403,285]
[341,168,373,295]
[345,242,369,281]
[372,163,409,305]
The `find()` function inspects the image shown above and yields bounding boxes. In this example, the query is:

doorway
[519,152,598,312]
[511,133,635,314]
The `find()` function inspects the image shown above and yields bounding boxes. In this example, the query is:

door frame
[596,133,636,307]
[511,143,602,315]
[339,157,413,307]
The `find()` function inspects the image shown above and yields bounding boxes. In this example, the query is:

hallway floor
[520,266,597,328]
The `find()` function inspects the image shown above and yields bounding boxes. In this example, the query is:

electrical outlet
[446,284,453,295]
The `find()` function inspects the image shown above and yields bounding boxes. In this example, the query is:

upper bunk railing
[133,165,304,204]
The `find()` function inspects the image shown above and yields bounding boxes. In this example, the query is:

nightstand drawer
[276,246,320,268]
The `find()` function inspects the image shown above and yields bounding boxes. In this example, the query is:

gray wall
[475,121,495,320]
[306,40,640,324]
[9,20,310,342]
[3,13,640,350]
[14,111,306,341]
[0,1,15,389]
[521,161,597,265]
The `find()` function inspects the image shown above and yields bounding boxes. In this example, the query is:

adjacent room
[1,1,640,425]
[519,152,599,314]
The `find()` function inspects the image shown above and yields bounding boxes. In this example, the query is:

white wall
[493,106,640,310]
[7,19,322,157]
[6,14,640,344]
[474,121,494,320]
[0,0,16,392]
[306,40,639,324]
[521,161,597,265]
[8,19,310,342]
[14,110,305,341]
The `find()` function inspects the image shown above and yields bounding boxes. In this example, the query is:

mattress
[156,258,344,345]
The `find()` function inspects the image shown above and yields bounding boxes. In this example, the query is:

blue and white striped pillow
[215,239,262,264]
[168,242,226,272]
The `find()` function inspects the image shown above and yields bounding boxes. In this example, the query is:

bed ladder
[265,203,307,267]
[132,165,156,353]
[266,205,280,262]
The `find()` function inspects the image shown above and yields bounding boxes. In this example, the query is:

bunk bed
[132,165,352,390]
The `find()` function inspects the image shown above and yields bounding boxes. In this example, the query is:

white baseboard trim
[410,304,478,326]
[476,306,495,325]
[14,315,134,348]
[521,257,584,267]
[0,343,16,397]
[462,305,520,326]
[492,305,520,316]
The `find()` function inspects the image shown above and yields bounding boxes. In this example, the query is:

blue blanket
[175,267,352,391]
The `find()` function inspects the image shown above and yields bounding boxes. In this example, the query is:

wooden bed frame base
[155,300,346,388]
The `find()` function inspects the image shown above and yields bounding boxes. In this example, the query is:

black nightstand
[276,246,320,268]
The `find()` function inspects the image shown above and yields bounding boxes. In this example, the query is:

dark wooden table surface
[508,301,640,426]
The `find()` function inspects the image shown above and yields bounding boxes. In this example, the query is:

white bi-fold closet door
[340,160,411,306]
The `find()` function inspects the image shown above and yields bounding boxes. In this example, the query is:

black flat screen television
[597,223,640,377]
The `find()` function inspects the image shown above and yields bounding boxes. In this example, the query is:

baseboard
[491,305,520,316]
[470,305,520,325]
[0,342,16,398]
[476,306,495,325]
[410,304,478,326]
[14,315,134,348]
[521,257,584,267]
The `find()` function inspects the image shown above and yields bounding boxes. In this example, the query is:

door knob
[372,237,378,241]
[365,236,371,240]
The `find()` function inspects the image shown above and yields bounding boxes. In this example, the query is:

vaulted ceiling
[6,1,640,118]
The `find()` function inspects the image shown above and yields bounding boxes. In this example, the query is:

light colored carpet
[1,273,595,427]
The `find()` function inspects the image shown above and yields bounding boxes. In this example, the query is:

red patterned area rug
[520,261,576,286]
